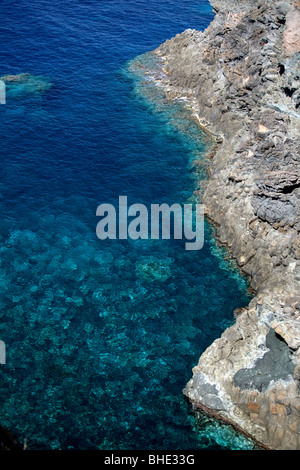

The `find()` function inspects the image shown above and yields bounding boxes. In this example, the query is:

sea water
[0,0,256,450]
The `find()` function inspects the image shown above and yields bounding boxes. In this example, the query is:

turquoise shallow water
[0,0,256,450]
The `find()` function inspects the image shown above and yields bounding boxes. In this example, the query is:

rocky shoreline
[149,0,300,450]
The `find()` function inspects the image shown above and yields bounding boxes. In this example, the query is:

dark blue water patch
[0,0,256,450]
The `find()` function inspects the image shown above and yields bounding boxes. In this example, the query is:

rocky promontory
[150,0,300,450]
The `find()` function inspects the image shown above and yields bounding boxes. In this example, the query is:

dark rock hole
[278,63,285,75]
[282,87,297,98]
[277,17,286,25]
[281,183,300,194]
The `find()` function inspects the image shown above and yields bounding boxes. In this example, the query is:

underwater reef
[0,73,52,98]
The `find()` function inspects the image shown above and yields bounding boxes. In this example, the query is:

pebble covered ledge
[148,0,300,450]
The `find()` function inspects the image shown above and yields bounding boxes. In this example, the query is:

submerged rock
[135,256,173,283]
[1,74,28,82]
[0,73,52,95]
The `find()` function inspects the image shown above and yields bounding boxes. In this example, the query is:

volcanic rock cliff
[151,0,300,450]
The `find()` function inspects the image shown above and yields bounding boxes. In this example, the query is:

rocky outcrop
[0,425,22,450]
[149,0,300,450]
[0,73,52,95]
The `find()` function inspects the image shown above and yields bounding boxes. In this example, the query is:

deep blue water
[0,0,255,450]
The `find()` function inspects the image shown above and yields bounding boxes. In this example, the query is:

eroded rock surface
[149,0,300,450]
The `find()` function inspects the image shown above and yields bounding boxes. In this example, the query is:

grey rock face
[147,0,300,450]
[187,372,227,411]
[233,329,295,392]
